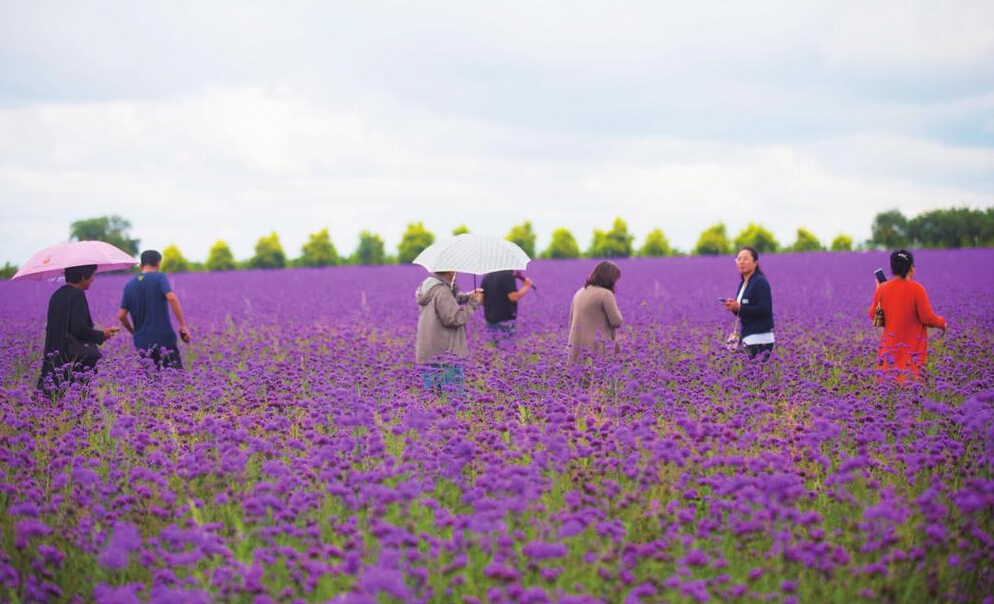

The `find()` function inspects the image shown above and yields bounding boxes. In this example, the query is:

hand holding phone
[874,268,887,284]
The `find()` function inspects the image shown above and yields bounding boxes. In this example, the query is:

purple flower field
[1,250,993,604]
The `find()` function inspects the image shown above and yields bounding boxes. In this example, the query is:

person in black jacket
[723,247,775,359]
[37,264,120,394]
[481,270,532,340]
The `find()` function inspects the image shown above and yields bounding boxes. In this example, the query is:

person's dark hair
[585,261,621,291]
[141,250,162,267]
[738,246,765,283]
[890,249,914,278]
[64,264,97,284]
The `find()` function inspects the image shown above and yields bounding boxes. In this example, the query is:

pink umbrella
[12,241,137,281]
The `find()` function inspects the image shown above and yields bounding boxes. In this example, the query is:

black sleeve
[69,293,106,344]
[738,278,772,318]
[500,272,518,297]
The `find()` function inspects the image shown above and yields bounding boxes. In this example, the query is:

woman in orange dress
[868,249,948,382]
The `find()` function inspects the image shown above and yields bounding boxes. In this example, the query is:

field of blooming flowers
[1,249,993,604]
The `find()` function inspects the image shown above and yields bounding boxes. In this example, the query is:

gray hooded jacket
[415,275,480,364]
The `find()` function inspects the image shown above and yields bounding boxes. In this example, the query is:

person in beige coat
[568,261,623,364]
[415,271,483,390]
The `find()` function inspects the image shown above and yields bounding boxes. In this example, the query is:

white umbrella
[412,234,530,275]
[12,240,137,281]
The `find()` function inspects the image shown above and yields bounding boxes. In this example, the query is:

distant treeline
[1,207,990,278]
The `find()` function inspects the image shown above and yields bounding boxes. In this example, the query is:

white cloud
[820,0,994,75]
[1,85,991,264]
[1,1,992,265]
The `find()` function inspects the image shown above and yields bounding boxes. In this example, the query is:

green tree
[789,228,823,252]
[541,228,581,259]
[205,241,237,272]
[906,207,993,248]
[983,208,994,247]
[452,225,470,236]
[638,228,672,257]
[351,230,387,265]
[0,262,17,280]
[869,209,909,249]
[69,215,140,255]
[733,223,780,253]
[830,234,853,252]
[160,244,190,272]
[249,231,287,269]
[505,221,537,258]
[693,223,731,256]
[297,228,339,267]
[397,222,436,264]
[588,217,634,258]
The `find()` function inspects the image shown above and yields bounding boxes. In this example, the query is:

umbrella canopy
[12,240,137,281]
[412,234,531,275]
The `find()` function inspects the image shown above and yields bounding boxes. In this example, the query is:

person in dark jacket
[723,247,774,359]
[37,264,120,394]
[481,270,532,339]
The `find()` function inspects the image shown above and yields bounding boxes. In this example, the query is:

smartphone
[874,268,887,284]
[717,297,727,303]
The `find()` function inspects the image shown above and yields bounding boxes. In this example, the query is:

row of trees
[70,218,856,274]
[869,207,994,249]
[154,207,994,272]
[0,207,989,278]
[690,223,853,255]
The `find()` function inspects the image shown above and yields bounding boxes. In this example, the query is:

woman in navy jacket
[723,247,774,359]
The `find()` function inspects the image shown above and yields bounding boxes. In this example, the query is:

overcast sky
[1,0,992,264]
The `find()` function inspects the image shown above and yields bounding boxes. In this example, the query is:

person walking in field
[723,246,775,360]
[37,264,120,394]
[868,249,947,382]
[415,271,484,391]
[481,269,532,340]
[567,261,624,364]
[119,250,191,369]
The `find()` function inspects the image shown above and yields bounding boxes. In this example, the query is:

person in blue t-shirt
[118,250,191,369]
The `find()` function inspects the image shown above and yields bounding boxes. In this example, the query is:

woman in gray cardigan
[415,271,483,390]
[567,261,623,364]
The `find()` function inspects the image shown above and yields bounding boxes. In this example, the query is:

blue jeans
[421,363,464,392]
[486,320,516,340]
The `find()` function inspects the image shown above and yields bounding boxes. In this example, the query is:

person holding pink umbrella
[13,240,135,395]
[36,264,120,393]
